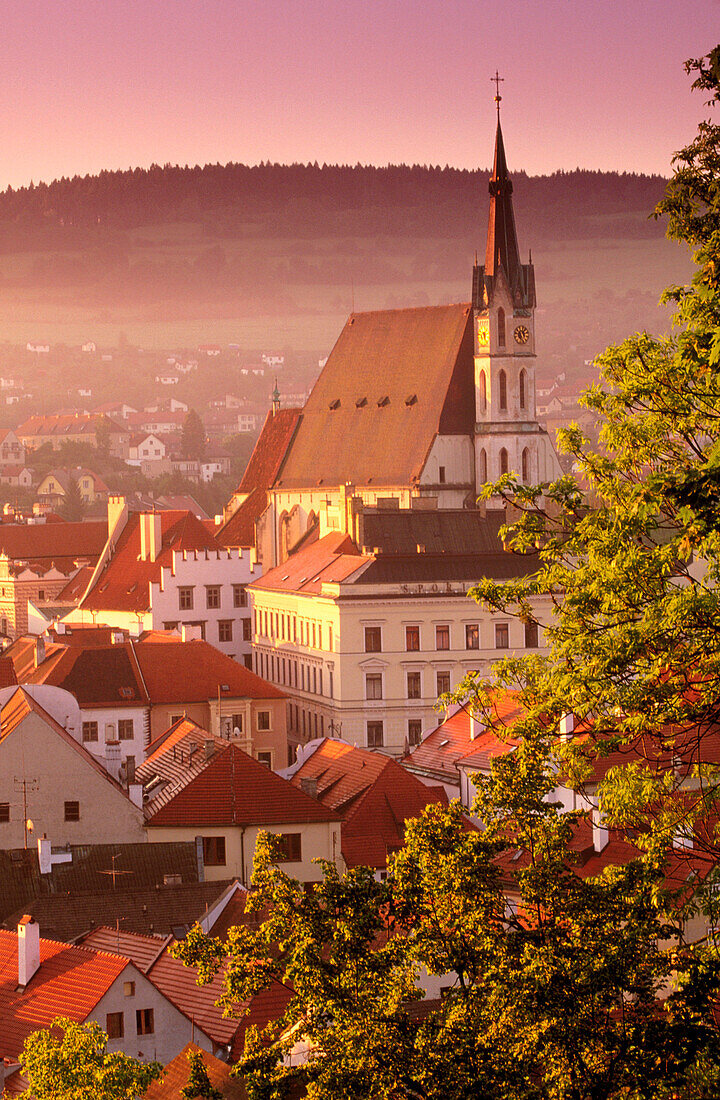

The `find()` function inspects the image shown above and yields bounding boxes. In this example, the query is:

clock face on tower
[514,325,530,345]
[477,319,490,347]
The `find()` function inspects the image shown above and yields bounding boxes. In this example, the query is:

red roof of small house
[249,531,371,595]
[0,519,107,572]
[216,486,268,549]
[144,742,340,828]
[22,641,149,708]
[79,927,235,1045]
[80,509,219,613]
[403,699,523,781]
[0,927,130,1059]
[145,1042,247,1100]
[291,740,448,868]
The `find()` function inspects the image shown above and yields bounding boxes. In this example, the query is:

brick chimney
[17,915,40,987]
[139,512,162,562]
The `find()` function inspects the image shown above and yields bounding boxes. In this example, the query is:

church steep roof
[272,303,475,492]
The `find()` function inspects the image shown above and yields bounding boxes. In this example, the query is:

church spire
[472,85,535,311]
[484,116,522,287]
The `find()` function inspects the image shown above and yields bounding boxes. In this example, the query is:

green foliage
[19,1016,162,1099]
[174,764,720,1100]
[60,476,85,521]
[181,1049,223,1100]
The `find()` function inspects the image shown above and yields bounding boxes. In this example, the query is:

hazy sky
[0,0,717,189]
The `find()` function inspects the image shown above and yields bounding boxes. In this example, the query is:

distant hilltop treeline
[0,161,668,247]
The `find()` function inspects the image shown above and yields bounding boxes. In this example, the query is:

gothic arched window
[497,308,506,348]
[479,370,487,411]
[519,369,527,410]
[479,448,488,483]
[521,447,530,482]
[500,448,509,476]
[498,369,507,411]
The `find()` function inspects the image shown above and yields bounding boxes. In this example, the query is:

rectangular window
[64,801,80,822]
[407,671,422,699]
[436,671,451,696]
[242,617,252,642]
[206,586,221,609]
[465,624,480,650]
[0,802,9,822]
[364,626,382,653]
[136,1009,154,1035]
[202,836,226,866]
[106,1012,124,1039]
[438,465,446,484]
[123,981,135,997]
[495,623,510,649]
[435,625,450,651]
[524,621,539,648]
[82,721,98,743]
[218,619,233,642]
[244,653,253,671]
[230,713,243,734]
[408,719,423,747]
[276,833,302,862]
[257,710,271,731]
[328,624,333,650]
[367,721,384,748]
[257,751,272,768]
[405,625,420,652]
[170,714,183,726]
[118,719,134,741]
[233,584,247,608]
[365,673,383,700]
[178,587,193,611]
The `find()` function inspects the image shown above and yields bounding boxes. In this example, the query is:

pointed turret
[472,112,535,311]
[485,119,522,286]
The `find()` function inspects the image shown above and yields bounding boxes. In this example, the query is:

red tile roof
[291,740,447,868]
[272,304,474,491]
[0,520,107,572]
[0,927,129,1058]
[145,1042,247,1100]
[80,510,218,613]
[215,486,267,549]
[144,743,340,828]
[80,928,237,1046]
[403,699,522,781]
[133,638,285,703]
[249,532,371,595]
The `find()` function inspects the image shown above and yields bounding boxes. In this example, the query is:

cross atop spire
[491,70,504,114]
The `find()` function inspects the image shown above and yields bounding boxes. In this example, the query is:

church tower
[473,89,560,489]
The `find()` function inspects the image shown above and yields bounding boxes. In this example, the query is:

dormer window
[377,396,390,407]
[329,399,340,410]
[355,397,367,408]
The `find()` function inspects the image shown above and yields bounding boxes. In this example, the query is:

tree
[181,1049,223,1100]
[60,476,85,521]
[175,762,720,1100]
[182,409,206,460]
[19,1017,162,1099]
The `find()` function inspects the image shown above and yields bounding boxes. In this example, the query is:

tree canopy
[19,1016,162,1100]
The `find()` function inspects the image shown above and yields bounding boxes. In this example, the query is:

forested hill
[0,161,667,247]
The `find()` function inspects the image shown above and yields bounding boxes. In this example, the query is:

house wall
[73,704,149,769]
[250,583,553,758]
[0,561,78,639]
[0,710,145,846]
[92,963,213,1064]
[148,819,342,885]
[148,697,287,768]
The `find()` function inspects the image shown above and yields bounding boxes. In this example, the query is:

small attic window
[118,687,134,699]
[405,394,418,406]
[127,582,137,593]
[220,683,230,692]
[377,396,390,407]
[329,399,341,410]
[355,397,367,408]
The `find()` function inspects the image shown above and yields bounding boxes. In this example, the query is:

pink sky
[0,0,716,189]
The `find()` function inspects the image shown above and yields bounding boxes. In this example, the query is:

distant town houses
[16,413,129,457]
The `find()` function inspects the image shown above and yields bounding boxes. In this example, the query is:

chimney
[34,634,46,668]
[107,495,128,540]
[469,713,484,741]
[139,512,162,562]
[125,755,136,784]
[559,712,575,742]
[591,803,608,853]
[204,739,215,762]
[17,916,40,987]
[37,835,52,875]
[299,776,318,799]
[128,783,143,809]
